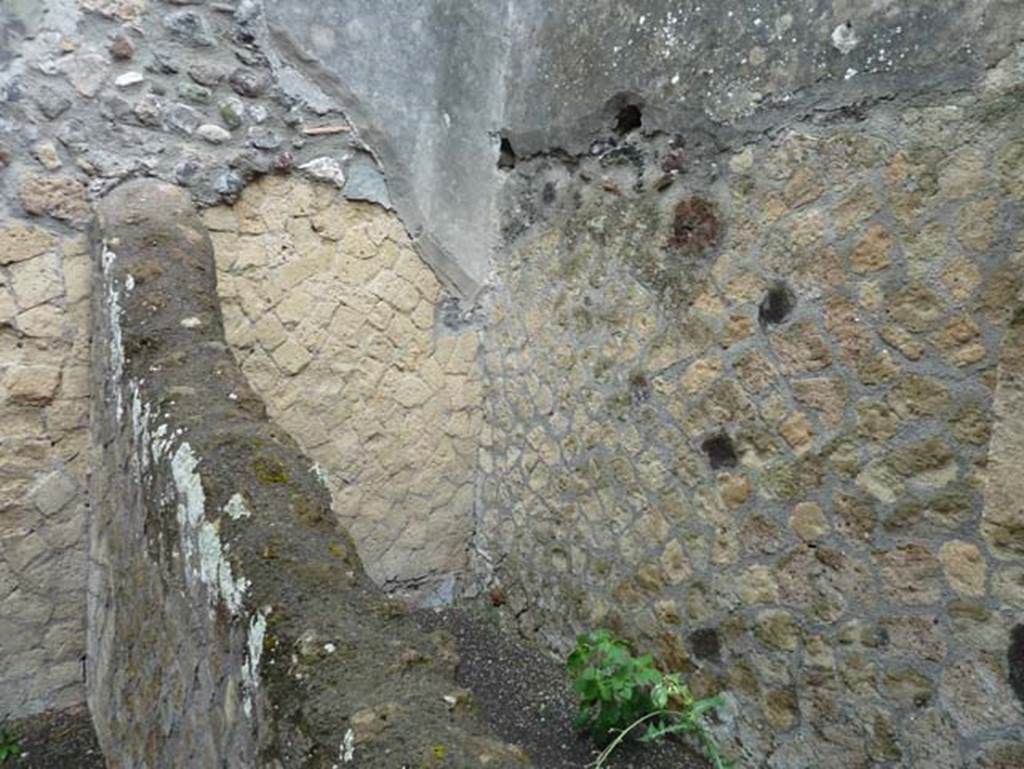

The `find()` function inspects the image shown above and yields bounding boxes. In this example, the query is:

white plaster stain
[311,462,329,487]
[224,493,252,520]
[102,244,126,421]
[198,520,249,615]
[340,728,355,763]
[242,609,267,718]
[172,443,205,531]
[171,443,249,615]
[831,22,860,55]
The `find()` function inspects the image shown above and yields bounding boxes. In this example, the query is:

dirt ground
[416,606,713,769]
[5,706,104,769]
[3,608,714,769]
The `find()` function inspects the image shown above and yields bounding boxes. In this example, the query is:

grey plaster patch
[342,151,391,209]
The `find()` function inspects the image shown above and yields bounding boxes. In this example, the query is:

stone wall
[473,50,1024,768]
[208,175,483,599]
[2,2,1024,765]
[88,178,525,768]
[0,222,91,716]
[0,0,391,714]
[88,179,268,766]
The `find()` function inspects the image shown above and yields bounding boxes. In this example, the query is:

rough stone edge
[84,178,391,767]
[84,178,528,769]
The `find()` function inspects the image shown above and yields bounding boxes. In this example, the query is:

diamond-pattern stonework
[0,227,90,716]
[209,177,483,596]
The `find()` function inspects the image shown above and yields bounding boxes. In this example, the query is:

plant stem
[589,709,672,769]
[694,721,730,769]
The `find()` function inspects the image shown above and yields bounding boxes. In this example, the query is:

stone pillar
[86,178,525,768]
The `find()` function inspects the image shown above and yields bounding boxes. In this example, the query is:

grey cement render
[264,0,1022,296]
[262,0,513,298]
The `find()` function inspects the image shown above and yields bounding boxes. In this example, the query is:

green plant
[0,716,21,763]
[567,629,734,769]
[567,629,662,741]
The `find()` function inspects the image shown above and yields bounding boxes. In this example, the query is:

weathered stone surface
[8,252,64,309]
[772,321,832,372]
[755,610,800,651]
[109,31,136,60]
[88,179,527,768]
[60,52,109,98]
[888,374,949,417]
[790,501,829,541]
[966,740,1024,769]
[778,412,813,454]
[903,708,961,769]
[32,142,62,171]
[883,668,934,708]
[881,615,947,662]
[878,544,943,605]
[18,175,90,227]
[940,657,1022,738]
[0,225,55,265]
[3,366,62,405]
[163,10,215,47]
[79,0,145,20]
[0,237,87,717]
[212,177,482,595]
[197,124,232,145]
[992,566,1024,608]
[939,540,988,596]
[984,310,1024,557]
[229,67,270,98]
[18,303,66,338]
[887,283,946,333]
[849,223,893,273]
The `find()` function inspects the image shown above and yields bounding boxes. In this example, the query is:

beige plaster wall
[0,223,91,716]
[208,176,483,597]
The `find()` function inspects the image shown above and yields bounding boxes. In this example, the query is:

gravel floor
[416,606,712,769]
[2,610,714,769]
[5,706,104,769]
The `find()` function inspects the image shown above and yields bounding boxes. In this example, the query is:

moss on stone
[886,437,954,478]
[1011,304,1024,327]
[761,456,823,499]
[290,493,328,525]
[328,542,348,559]
[253,455,289,484]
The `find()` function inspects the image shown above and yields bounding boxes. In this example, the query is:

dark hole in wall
[1010,624,1024,706]
[439,295,466,330]
[629,372,651,405]
[669,197,721,257]
[497,136,516,170]
[759,282,796,326]
[615,103,643,135]
[541,181,556,205]
[701,432,738,469]
[689,628,721,662]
